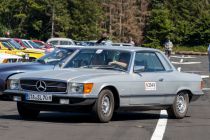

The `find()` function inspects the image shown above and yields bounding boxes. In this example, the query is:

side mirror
[134,66,145,73]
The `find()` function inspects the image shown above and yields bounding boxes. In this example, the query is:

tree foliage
[144,0,210,48]
[0,0,209,48]
[0,0,103,41]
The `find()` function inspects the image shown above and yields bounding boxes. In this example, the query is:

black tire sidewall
[93,89,114,123]
[170,93,189,119]
[17,102,40,119]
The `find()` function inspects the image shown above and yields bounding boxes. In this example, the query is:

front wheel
[92,89,115,123]
[17,102,40,120]
[167,92,189,119]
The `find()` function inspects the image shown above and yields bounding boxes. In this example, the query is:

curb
[175,51,208,55]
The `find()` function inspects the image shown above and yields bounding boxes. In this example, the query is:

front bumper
[3,91,97,111]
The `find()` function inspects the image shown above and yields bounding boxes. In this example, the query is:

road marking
[171,61,201,64]
[171,55,195,59]
[202,88,210,91]
[201,75,209,79]
[151,110,168,140]
[184,71,203,73]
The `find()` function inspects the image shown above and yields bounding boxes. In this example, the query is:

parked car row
[0,37,136,63]
[0,45,204,123]
[0,38,56,63]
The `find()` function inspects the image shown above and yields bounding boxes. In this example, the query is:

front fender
[176,86,203,96]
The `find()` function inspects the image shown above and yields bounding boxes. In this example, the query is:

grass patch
[173,46,208,52]
[141,45,208,52]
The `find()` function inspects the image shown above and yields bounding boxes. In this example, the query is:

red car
[14,38,28,49]
[33,40,54,53]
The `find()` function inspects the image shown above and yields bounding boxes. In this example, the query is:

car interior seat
[118,53,131,64]
[91,54,105,65]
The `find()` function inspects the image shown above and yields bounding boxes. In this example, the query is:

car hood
[0,62,54,72]
[11,68,126,82]
[24,48,45,53]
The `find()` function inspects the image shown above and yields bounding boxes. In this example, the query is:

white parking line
[151,110,168,140]
[201,75,209,79]
[171,61,201,64]
[171,55,195,59]
[202,88,210,91]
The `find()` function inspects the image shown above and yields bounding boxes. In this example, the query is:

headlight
[68,83,93,94]
[9,79,20,90]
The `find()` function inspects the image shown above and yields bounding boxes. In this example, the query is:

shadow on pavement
[0,111,162,123]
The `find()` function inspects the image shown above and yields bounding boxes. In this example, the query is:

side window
[156,52,172,71]
[60,41,69,45]
[65,50,96,68]
[50,41,58,45]
[68,41,72,45]
[134,52,165,72]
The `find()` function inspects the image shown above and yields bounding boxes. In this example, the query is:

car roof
[56,45,85,49]
[0,37,12,41]
[72,45,160,52]
[47,38,74,42]
[21,39,30,42]
[111,43,134,46]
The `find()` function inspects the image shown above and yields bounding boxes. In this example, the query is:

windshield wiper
[80,65,127,72]
[96,66,127,72]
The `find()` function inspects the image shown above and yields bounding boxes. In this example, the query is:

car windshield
[28,40,42,49]
[1,42,13,49]
[22,41,32,48]
[33,41,43,46]
[64,49,131,71]
[8,39,23,49]
[0,39,22,49]
[36,48,76,65]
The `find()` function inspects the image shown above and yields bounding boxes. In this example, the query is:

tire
[17,102,40,120]
[92,89,115,123]
[167,92,189,119]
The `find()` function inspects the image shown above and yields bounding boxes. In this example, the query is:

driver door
[130,51,168,105]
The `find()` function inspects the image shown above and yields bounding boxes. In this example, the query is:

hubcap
[176,94,186,113]
[101,95,110,115]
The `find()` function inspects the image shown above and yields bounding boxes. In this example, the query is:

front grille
[20,79,67,93]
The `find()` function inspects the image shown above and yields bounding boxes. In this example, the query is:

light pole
[51,2,55,38]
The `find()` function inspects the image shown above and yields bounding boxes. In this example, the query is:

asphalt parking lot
[0,55,209,140]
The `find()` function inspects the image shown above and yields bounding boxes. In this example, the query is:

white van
[47,38,75,47]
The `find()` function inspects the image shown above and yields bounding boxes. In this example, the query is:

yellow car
[0,38,45,61]
[0,42,25,57]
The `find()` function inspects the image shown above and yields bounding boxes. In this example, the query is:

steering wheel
[109,62,126,70]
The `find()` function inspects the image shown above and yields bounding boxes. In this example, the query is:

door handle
[159,78,164,82]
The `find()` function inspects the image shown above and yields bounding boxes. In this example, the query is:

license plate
[26,93,52,102]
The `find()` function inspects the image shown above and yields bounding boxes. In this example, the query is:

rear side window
[156,52,172,71]
[60,41,69,45]
[134,52,165,72]
[50,41,58,45]
[68,41,73,45]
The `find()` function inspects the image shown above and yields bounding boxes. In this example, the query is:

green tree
[144,0,210,48]
[67,0,104,40]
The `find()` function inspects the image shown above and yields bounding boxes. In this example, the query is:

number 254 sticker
[145,82,156,91]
